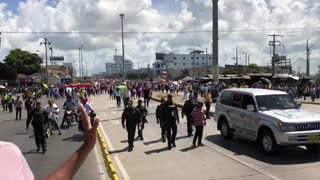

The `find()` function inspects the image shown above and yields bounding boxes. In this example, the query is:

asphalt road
[0,97,107,180]
[94,94,320,180]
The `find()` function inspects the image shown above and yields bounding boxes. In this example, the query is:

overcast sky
[0,0,319,75]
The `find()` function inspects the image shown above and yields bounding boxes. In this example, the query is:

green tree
[3,49,41,75]
[248,63,259,73]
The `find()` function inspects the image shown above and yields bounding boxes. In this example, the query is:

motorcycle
[46,113,58,138]
[78,110,96,132]
[65,109,77,129]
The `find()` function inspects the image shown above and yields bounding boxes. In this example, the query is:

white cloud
[0,0,319,76]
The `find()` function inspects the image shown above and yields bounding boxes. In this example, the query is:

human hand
[79,104,100,149]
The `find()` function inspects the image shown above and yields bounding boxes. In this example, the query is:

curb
[97,129,119,180]
[300,101,320,105]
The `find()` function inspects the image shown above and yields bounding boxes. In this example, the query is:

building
[47,63,74,84]
[105,55,134,75]
[153,53,213,74]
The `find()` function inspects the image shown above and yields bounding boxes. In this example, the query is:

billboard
[50,56,64,61]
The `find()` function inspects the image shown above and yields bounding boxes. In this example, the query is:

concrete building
[153,53,213,74]
[105,55,134,75]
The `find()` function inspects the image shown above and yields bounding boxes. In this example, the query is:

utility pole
[78,47,81,78]
[306,40,310,76]
[212,0,219,82]
[120,13,125,80]
[242,52,248,73]
[236,47,239,76]
[81,45,84,79]
[248,54,253,73]
[268,34,282,76]
[49,45,53,81]
[40,38,51,83]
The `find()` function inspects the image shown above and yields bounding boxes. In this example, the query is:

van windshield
[256,94,297,111]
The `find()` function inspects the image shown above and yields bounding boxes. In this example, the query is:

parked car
[214,88,320,155]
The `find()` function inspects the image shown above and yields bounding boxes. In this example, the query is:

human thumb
[92,118,100,129]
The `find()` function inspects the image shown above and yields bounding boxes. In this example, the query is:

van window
[242,95,255,109]
[231,93,242,108]
[220,91,233,106]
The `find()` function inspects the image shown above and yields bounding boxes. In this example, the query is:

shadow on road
[180,145,197,152]
[176,135,189,141]
[15,132,30,135]
[23,149,40,155]
[120,137,139,143]
[205,135,320,165]
[63,134,83,142]
[144,147,169,155]
[109,147,129,154]
[143,138,163,145]
[1,119,15,122]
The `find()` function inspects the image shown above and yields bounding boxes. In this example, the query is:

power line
[1,27,320,35]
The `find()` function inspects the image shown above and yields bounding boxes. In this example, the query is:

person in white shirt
[124,89,131,107]
[44,100,61,135]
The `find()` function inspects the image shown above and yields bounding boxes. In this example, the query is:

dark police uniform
[164,101,179,149]
[27,108,49,153]
[136,105,148,140]
[156,103,166,142]
[182,99,196,137]
[122,106,141,151]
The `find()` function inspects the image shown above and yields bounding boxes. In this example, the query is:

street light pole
[198,45,208,74]
[78,47,81,78]
[40,37,51,83]
[49,45,53,81]
[120,13,125,80]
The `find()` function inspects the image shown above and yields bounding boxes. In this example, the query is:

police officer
[136,99,148,140]
[26,101,49,154]
[182,94,196,137]
[156,98,166,142]
[7,94,14,113]
[122,99,141,152]
[163,95,179,150]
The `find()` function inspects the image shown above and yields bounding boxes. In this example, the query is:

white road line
[92,97,130,180]
[93,144,108,180]
[99,124,131,180]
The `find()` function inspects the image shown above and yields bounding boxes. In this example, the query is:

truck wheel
[220,119,233,139]
[259,129,278,155]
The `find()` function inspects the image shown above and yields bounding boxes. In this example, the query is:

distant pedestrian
[191,102,206,147]
[114,88,121,108]
[14,95,23,120]
[204,92,212,119]
[7,94,14,113]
